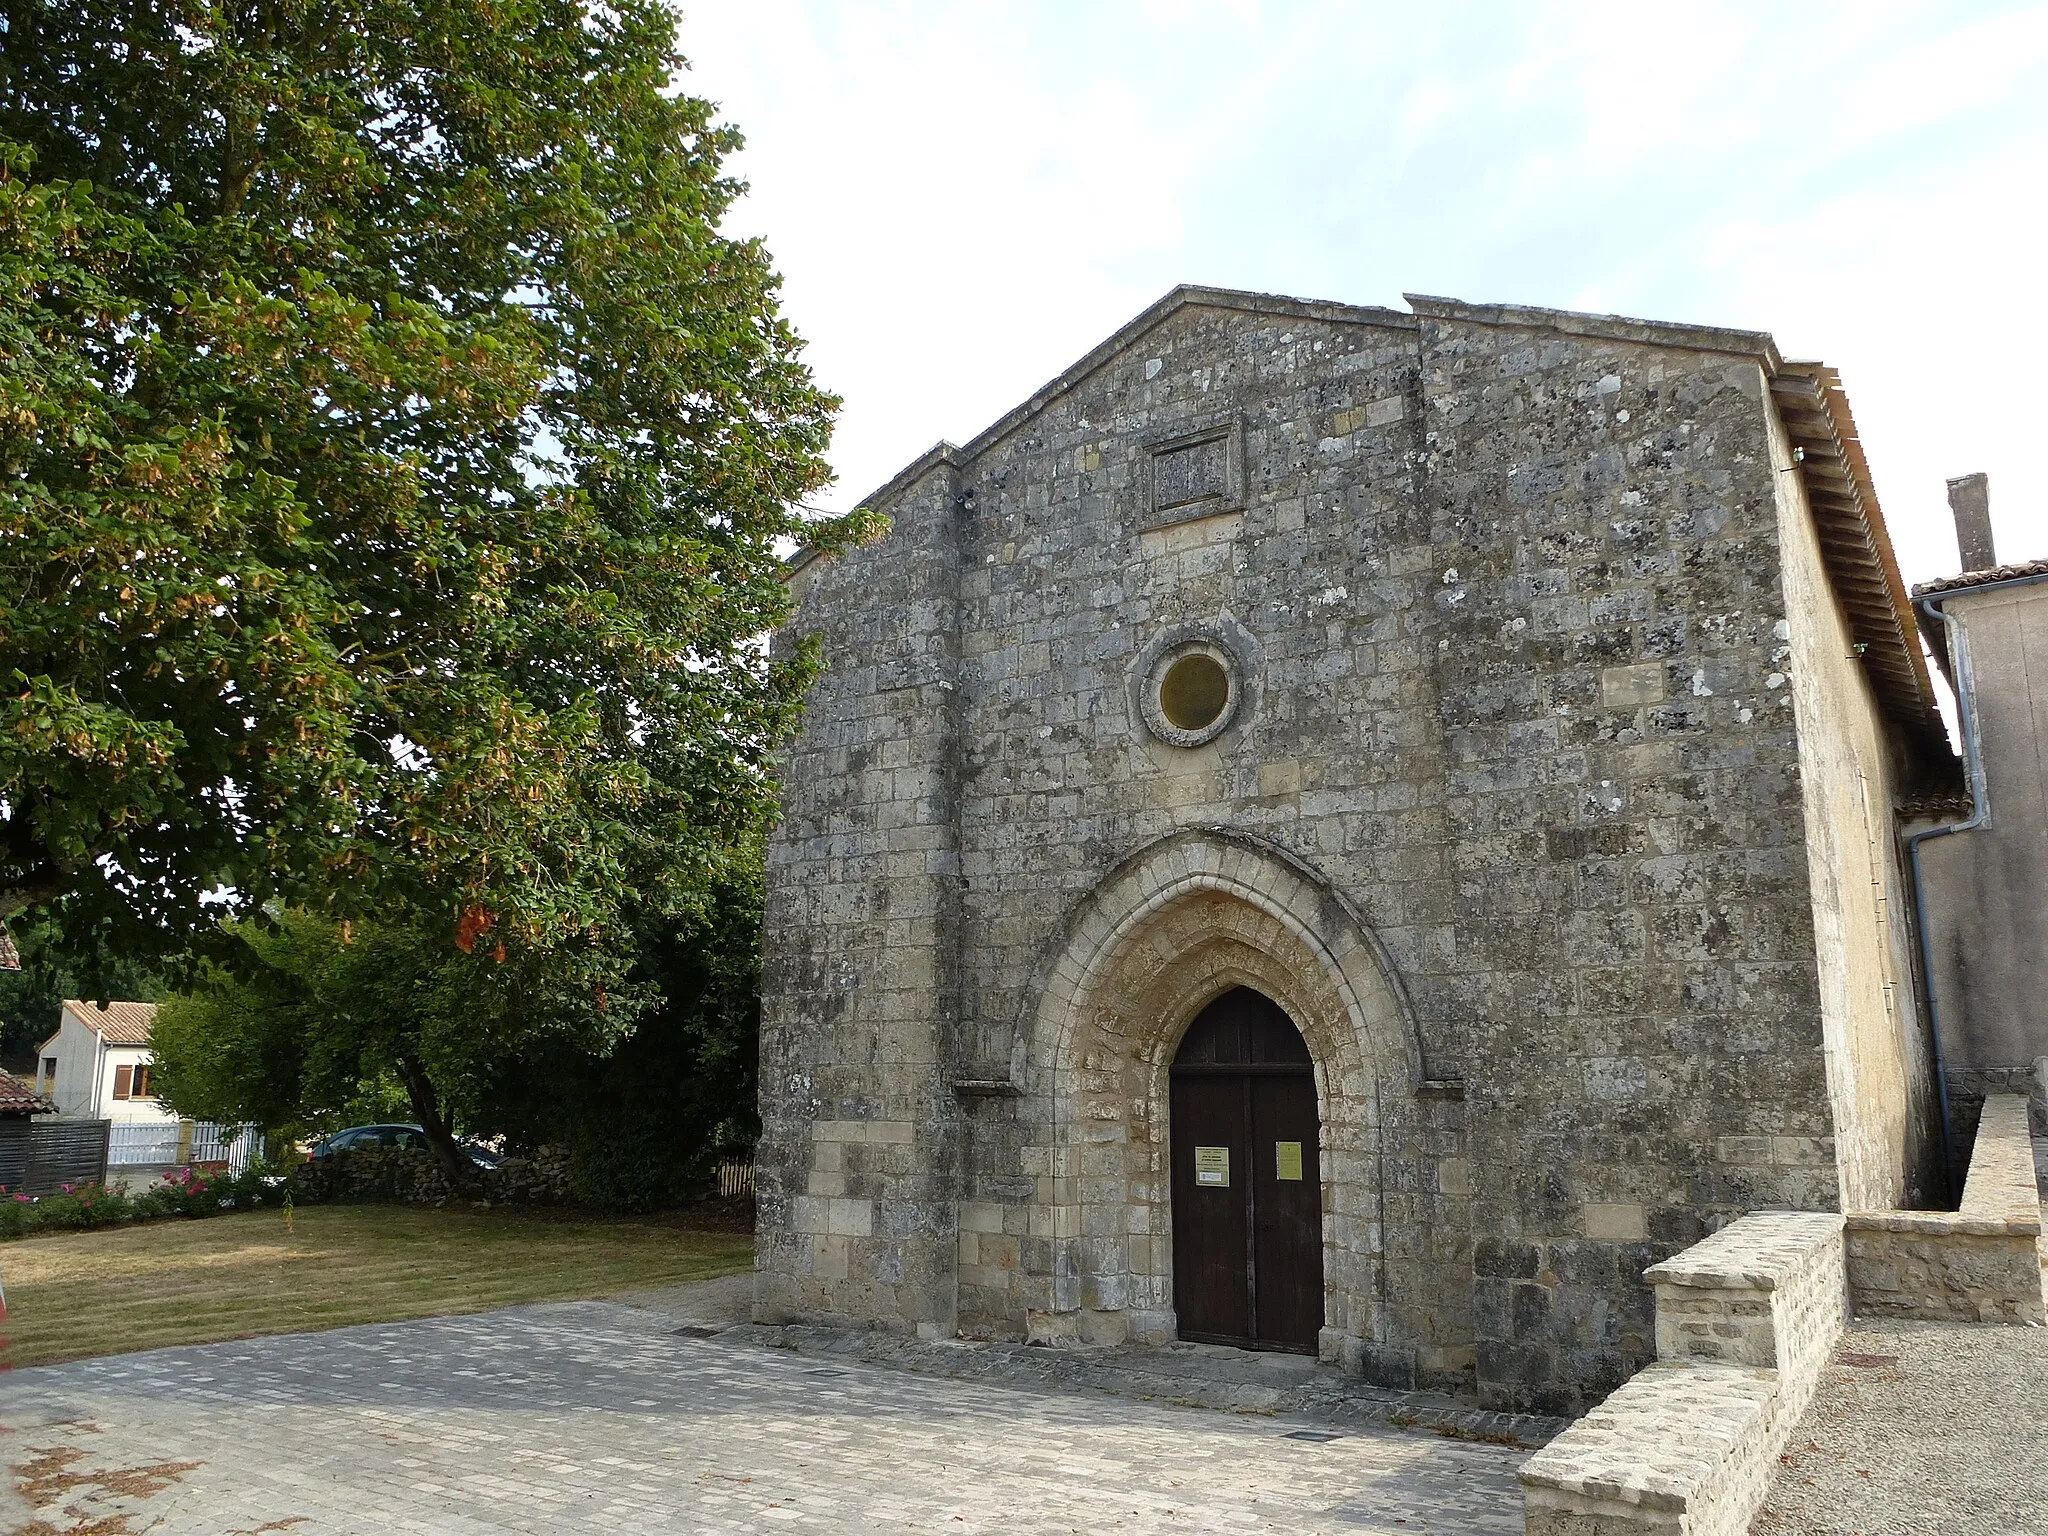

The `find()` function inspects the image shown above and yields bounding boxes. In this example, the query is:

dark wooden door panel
[1170,986,1323,1353]
[1251,1072,1323,1351]
[1170,1072,1249,1342]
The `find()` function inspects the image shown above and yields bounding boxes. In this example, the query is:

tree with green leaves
[152,841,762,1200]
[0,1,870,1168]
[152,906,646,1184]
[0,0,868,975]
[0,903,165,1068]
[486,841,766,1208]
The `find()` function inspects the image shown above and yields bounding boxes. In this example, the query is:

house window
[131,1064,155,1099]
[40,1057,56,1093]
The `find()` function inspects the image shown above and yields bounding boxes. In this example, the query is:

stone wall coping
[1841,1091,2048,1328]
[1845,1209,2041,1237]
[1642,1211,1845,1291]
[1517,1362,1776,1511]
[798,284,1789,585]
[1957,1094,2042,1224]
[1843,1094,2045,1239]
[1404,293,1782,369]
[798,284,1418,555]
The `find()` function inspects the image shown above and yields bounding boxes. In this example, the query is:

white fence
[108,1121,265,1174]
[714,1159,755,1198]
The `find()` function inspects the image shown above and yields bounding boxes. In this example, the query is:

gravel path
[1755,1320,2048,1536]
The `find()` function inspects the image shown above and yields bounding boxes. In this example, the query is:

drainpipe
[1904,567,2048,1203]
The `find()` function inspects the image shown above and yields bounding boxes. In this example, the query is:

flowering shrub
[0,1162,284,1241]
[31,1182,134,1231]
[133,1166,216,1220]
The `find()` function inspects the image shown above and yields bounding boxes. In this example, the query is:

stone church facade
[755,287,1957,1413]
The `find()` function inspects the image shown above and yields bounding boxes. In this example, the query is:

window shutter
[113,1064,132,1100]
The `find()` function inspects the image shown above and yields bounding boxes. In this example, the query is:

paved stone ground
[0,1297,1528,1535]
[1755,1320,2048,1536]
[723,1326,1564,1448]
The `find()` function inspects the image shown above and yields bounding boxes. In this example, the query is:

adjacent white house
[35,1000,261,1181]
[37,999,171,1123]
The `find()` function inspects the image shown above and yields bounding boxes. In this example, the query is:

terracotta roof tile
[62,999,158,1045]
[0,1068,52,1114]
[1912,559,2048,598]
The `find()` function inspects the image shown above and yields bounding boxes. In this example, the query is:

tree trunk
[395,1053,478,1194]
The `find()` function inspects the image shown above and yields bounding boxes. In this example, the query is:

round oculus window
[1142,642,1240,746]
[1159,653,1229,732]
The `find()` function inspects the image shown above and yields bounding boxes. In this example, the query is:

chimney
[1947,472,1997,572]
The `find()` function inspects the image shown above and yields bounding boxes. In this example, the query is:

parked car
[308,1124,501,1168]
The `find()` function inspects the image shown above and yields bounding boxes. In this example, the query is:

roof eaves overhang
[1769,363,1951,764]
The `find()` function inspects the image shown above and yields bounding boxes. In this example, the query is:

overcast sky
[684,1,2047,589]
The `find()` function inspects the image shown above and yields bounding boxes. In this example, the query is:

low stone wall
[1521,1365,1777,1536]
[1647,1209,1847,1430]
[1519,1212,1846,1536]
[1944,1062,2043,1143]
[1845,1092,2047,1324]
[292,1145,573,1206]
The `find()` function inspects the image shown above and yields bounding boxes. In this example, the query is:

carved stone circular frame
[1132,620,1255,748]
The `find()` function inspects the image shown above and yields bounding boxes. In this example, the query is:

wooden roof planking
[1770,362,1953,768]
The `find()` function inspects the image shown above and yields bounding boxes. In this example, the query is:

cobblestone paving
[722,1325,1564,1447]
[1755,1320,2048,1536]
[0,1300,1527,1534]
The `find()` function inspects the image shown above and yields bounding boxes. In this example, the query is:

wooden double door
[1169,987,1324,1353]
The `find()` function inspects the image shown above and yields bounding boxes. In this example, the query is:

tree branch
[0,859,75,921]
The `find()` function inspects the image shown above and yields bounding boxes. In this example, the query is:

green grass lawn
[0,1204,753,1370]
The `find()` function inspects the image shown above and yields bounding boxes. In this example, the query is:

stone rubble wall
[1646,1210,1848,1400]
[290,1145,574,1206]
[1519,1211,1846,1536]
[1845,1091,2047,1324]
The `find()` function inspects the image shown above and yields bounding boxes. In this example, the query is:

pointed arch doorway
[1170,986,1324,1352]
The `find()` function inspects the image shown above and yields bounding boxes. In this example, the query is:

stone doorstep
[717,1323,1568,1448]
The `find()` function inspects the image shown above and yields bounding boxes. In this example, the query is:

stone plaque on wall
[1146,420,1243,527]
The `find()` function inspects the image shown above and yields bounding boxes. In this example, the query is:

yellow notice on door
[1275,1141,1303,1181]
[1194,1146,1229,1187]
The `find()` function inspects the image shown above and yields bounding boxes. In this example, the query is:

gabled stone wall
[760,288,1942,1413]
